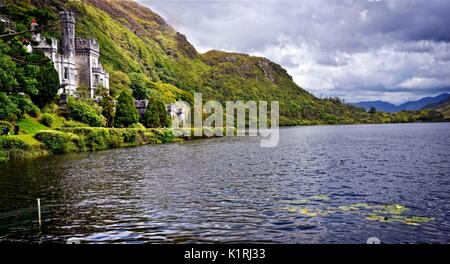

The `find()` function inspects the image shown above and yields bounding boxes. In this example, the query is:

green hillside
[1,0,446,126]
[426,98,450,120]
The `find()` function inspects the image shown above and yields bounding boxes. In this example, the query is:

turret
[30,18,40,42]
[60,11,76,56]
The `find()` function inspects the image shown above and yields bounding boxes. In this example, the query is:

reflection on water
[0,123,449,243]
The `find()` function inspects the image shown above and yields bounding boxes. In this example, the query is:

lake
[1,123,449,243]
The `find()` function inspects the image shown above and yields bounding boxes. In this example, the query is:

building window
[94,74,99,85]
[64,67,69,80]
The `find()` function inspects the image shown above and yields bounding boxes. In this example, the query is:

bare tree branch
[0,25,45,39]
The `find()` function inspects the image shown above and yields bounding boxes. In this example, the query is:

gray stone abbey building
[30,11,109,98]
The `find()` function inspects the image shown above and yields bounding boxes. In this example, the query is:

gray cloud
[138,0,450,103]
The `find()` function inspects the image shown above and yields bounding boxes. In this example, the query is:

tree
[129,72,150,100]
[97,84,116,127]
[114,91,139,127]
[76,84,91,100]
[30,58,60,108]
[142,97,171,128]
[109,70,131,97]
[0,39,60,108]
[369,107,377,114]
[0,92,20,122]
[0,41,19,93]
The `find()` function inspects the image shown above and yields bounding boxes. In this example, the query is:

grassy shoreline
[0,116,231,164]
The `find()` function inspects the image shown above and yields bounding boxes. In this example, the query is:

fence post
[37,198,42,230]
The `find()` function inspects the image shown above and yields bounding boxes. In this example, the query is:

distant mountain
[424,97,450,120]
[351,101,399,113]
[399,93,450,111]
[353,93,450,112]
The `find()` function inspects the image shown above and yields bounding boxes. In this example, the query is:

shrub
[0,120,13,133]
[142,97,170,128]
[84,129,109,151]
[0,92,20,122]
[122,129,143,144]
[42,103,59,114]
[144,131,159,144]
[0,135,46,161]
[129,122,145,129]
[34,130,75,154]
[114,91,139,128]
[58,127,97,136]
[150,128,173,143]
[63,120,88,128]
[108,129,124,148]
[58,127,125,150]
[0,136,32,150]
[40,113,55,127]
[0,150,8,164]
[58,127,168,148]
[10,95,40,118]
[67,97,106,127]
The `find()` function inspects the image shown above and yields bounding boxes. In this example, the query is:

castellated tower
[31,11,109,98]
[60,11,76,56]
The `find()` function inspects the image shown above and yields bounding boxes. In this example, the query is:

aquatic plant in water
[285,195,434,226]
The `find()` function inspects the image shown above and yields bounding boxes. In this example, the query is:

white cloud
[398,77,450,90]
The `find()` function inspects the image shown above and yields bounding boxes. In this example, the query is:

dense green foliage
[142,97,171,128]
[0,4,60,108]
[425,98,450,120]
[0,92,21,121]
[96,85,116,127]
[66,97,107,127]
[129,73,151,100]
[58,127,174,149]
[10,94,40,117]
[0,92,40,121]
[114,91,139,127]
[0,134,46,163]
[40,113,55,127]
[34,130,78,154]
[0,121,13,133]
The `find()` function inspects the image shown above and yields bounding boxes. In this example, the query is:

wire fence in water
[0,199,48,234]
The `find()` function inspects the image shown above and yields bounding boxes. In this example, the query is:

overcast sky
[138,0,450,104]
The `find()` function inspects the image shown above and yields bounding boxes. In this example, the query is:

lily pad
[286,207,327,217]
[310,195,330,201]
[287,199,311,205]
[374,204,409,215]
[299,209,319,217]
[365,214,434,225]
[338,205,360,212]
[286,207,298,213]
[365,215,395,223]
[403,216,434,224]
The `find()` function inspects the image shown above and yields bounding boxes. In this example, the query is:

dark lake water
[1,123,449,244]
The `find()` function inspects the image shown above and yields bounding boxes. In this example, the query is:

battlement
[29,10,109,98]
[75,38,99,52]
[33,37,58,50]
[59,11,75,24]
